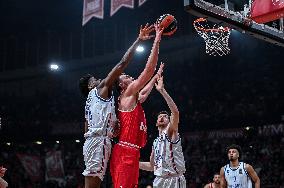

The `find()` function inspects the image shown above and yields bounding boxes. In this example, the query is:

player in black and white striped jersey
[139,74,186,188]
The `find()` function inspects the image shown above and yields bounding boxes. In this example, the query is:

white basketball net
[194,18,231,56]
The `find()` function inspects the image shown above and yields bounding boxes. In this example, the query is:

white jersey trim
[228,163,240,171]
[242,162,250,177]
[165,133,181,144]
[118,102,138,112]
[94,88,113,102]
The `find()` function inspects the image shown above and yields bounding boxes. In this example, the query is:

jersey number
[140,122,147,132]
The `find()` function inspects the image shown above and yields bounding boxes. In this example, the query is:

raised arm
[220,167,227,188]
[124,24,163,96]
[246,164,260,188]
[102,24,154,88]
[139,149,154,171]
[155,76,179,137]
[138,62,164,103]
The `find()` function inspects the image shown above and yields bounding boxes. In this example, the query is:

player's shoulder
[223,163,229,168]
[204,183,210,188]
[220,166,225,172]
[88,87,97,96]
[153,137,160,143]
[220,165,228,174]
[152,137,161,147]
[239,161,249,167]
[244,162,253,170]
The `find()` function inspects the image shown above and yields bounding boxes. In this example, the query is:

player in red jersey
[204,173,220,188]
[110,23,164,188]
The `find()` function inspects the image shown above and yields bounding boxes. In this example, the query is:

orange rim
[193,18,230,32]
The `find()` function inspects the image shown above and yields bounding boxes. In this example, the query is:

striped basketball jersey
[118,102,147,147]
[84,87,117,138]
[224,162,252,188]
[153,131,186,177]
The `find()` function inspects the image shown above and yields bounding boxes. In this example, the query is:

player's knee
[85,176,101,188]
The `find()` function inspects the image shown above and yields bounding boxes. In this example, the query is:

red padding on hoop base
[251,0,284,23]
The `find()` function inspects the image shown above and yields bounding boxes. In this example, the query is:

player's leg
[110,145,140,188]
[153,175,186,188]
[85,176,101,188]
[83,136,111,188]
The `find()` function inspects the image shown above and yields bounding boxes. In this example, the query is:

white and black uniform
[223,162,252,188]
[82,87,117,180]
[152,131,186,188]
[0,177,8,188]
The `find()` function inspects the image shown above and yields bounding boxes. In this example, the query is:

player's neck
[213,183,220,188]
[158,128,164,136]
[230,160,239,167]
[158,126,167,135]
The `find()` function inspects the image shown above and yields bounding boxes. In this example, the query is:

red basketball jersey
[118,102,147,148]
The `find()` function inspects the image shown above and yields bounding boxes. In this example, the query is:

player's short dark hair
[213,172,220,176]
[157,111,170,117]
[79,74,93,98]
[226,144,242,159]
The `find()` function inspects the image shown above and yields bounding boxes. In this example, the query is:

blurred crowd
[1,48,284,139]
[0,128,283,188]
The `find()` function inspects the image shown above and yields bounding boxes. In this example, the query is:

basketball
[156,14,177,36]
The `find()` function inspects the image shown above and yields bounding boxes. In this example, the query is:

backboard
[251,0,284,23]
[184,0,284,47]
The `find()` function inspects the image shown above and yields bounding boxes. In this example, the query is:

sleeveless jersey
[153,132,186,177]
[224,162,252,188]
[84,87,117,138]
[118,102,147,148]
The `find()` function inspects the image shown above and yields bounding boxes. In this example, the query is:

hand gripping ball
[156,14,177,36]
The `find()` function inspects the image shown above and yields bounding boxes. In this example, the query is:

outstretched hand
[155,76,164,92]
[156,62,164,77]
[139,23,155,40]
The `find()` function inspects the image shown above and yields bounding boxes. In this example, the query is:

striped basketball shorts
[153,174,186,188]
[82,136,112,180]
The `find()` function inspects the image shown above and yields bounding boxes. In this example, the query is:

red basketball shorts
[110,143,140,188]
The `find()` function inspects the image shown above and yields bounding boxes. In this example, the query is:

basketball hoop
[193,18,231,56]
